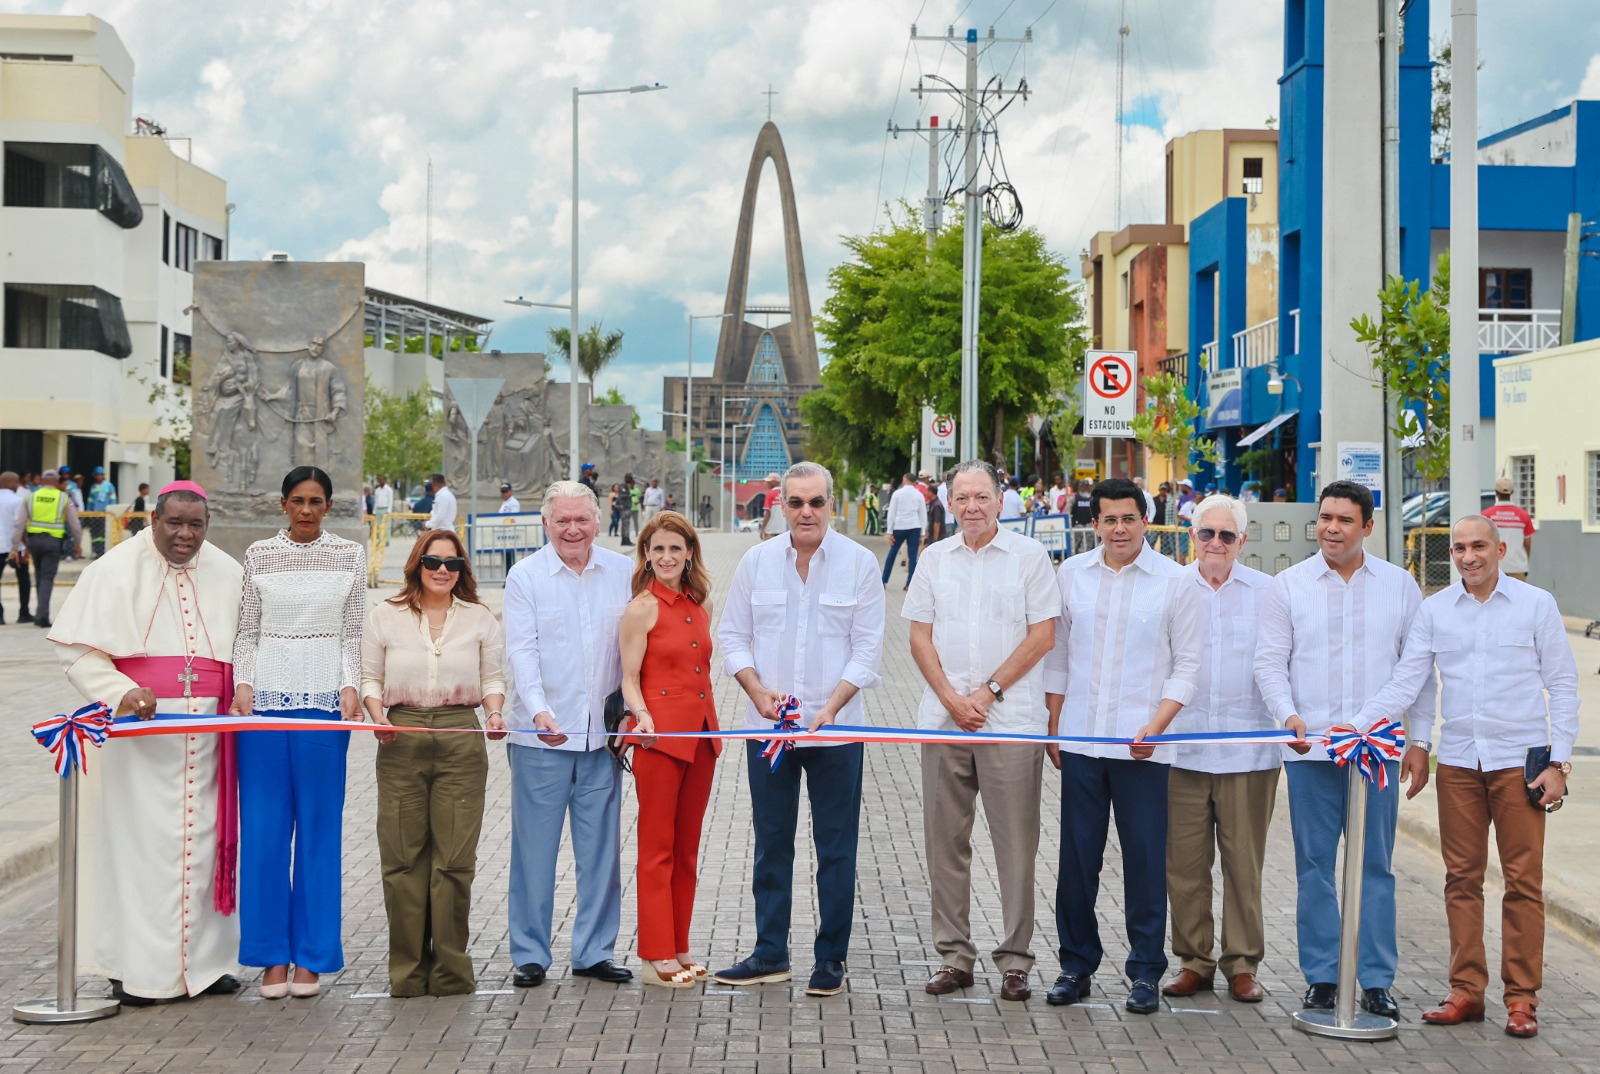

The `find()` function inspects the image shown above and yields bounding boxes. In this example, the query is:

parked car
[1400,489,1496,532]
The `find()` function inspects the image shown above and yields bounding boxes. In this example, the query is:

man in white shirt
[498,482,523,573]
[0,471,30,624]
[932,474,951,543]
[904,460,1059,1002]
[427,473,458,533]
[881,473,928,589]
[641,478,666,523]
[371,476,395,522]
[1352,515,1578,1039]
[712,462,885,997]
[1041,478,1204,1014]
[1000,478,1026,519]
[1254,480,1431,1020]
[1159,495,1279,1005]
[1134,477,1157,523]
[503,480,635,988]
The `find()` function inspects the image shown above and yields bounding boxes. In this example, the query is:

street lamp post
[686,311,734,473]
[731,421,754,530]
[569,81,667,481]
[720,395,752,531]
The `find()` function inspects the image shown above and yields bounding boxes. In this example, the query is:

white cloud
[1577,53,1600,101]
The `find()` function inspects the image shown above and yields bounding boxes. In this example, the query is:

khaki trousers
[1166,765,1279,978]
[375,705,488,996]
[921,742,1042,974]
[1436,763,1546,1006]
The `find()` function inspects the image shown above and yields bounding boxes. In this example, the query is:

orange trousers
[633,738,716,960]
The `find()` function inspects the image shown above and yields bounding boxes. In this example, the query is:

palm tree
[546,322,625,389]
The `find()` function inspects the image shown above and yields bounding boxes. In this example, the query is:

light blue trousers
[1285,760,1399,989]
[506,744,622,970]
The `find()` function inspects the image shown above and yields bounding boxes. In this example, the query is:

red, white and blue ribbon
[1325,718,1407,789]
[758,694,803,772]
[32,702,114,778]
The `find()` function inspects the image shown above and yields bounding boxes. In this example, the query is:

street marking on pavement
[349,990,515,998]
[1167,1005,1222,1014]
[937,997,994,1004]
[703,988,748,995]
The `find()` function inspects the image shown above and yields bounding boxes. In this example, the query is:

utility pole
[1114,1,1129,230]
[1447,0,1480,531]
[425,155,434,303]
[1379,0,1405,564]
[909,23,1031,463]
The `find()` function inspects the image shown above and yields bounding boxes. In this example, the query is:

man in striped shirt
[1253,480,1432,1020]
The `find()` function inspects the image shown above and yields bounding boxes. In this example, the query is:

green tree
[1129,372,1219,478]
[595,385,641,428]
[1351,252,1452,485]
[665,438,715,473]
[363,379,443,494]
[547,322,625,387]
[803,205,1084,474]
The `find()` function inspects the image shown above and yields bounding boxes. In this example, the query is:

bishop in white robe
[49,482,244,1002]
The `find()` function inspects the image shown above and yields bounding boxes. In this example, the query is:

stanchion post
[1291,761,1398,1041]
[13,768,120,1024]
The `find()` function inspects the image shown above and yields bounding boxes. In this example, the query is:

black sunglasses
[420,555,466,573]
[1195,527,1240,546]
[785,496,829,510]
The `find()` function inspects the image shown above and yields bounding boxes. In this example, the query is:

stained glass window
[748,331,785,383]
[741,403,791,474]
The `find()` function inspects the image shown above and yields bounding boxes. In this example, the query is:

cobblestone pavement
[2,532,1598,1073]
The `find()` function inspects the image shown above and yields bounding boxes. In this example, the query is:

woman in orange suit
[619,510,721,988]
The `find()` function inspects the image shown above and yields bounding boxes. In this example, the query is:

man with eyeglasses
[1254,480,1430,1020]
[1161,495,1279,1005]
[1042,477,1204,1014]
[905,460,1059,1003]
[1346,515,1577,1039]
[713,462,885,997]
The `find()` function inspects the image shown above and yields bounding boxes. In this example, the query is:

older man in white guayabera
[502,480,635,989]
[1160,495,1280,1006]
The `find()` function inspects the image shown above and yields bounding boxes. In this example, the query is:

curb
[1395,810,1600,951]
[0,826,57,897]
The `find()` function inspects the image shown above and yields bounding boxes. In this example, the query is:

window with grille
[740,403,791,475]
[1588,452,1600,526]
[1511,455,1536,515]
[174,223,199,272]
[748,332,785,384]
[2,283,132,357]
[1242,156,1264,195]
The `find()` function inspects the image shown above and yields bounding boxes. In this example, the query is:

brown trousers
[921,743,1042,974]
[1436,763,1546,1006]
[1166,766,1280,978]
[375,705,488,997]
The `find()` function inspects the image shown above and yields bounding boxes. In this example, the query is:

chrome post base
[1292,1008,1399,1041]
[12,996,121,1025]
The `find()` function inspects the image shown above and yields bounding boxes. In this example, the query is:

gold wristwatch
[1550,760,1573,776]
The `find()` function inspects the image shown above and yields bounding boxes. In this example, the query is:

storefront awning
[1236,409,1297,448]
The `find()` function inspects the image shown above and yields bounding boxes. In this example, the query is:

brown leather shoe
[924,966,975,995]
[1160,968,1215,997]
[1227,973,1266,1002]
[1421,993,1486,1025]
[999,970,1031,1002]
[1504,1001,1538,1038]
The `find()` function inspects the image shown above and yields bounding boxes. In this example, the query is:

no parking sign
[1084,350,1136,437]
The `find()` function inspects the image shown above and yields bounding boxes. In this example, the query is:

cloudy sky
[24,0,1600,429]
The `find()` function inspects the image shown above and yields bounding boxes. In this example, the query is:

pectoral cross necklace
[178,667,200,698]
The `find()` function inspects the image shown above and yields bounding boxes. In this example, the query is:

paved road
[2,532,1597,1072]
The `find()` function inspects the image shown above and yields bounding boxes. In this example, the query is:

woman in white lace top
[229,466,367,999]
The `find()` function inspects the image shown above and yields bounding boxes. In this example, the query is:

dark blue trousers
[238,708,349,973]
[1056,753,1169,983]
[745,741,864,964]
[881,529,921,587]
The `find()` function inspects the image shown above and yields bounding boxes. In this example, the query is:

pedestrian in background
[11,468,80,628]
[642,478,666,524]
[0,471,32,624]
[881,473,927,590]
[497,482,521,576]
[426,474,457,534]
[862,485,881,536]
[1483,477,1535,581]
[372,476,395,525]
[619,473,640,547]
[125,482,150,537]
[608,484,622,537]
[361,528,506,997]
[761,473,787,540]
[87,466,116,558]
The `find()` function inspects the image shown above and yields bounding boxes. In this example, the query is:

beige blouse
[360,597,507,709]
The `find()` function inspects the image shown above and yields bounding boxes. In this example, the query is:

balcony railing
[1232,317,1279,368]
[1158,352,1187,386]
[1479,309,1560,355]
[1199,340,1218,372]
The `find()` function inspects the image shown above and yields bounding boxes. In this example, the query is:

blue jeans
[1285,760,1399,988]
[1056,753,1169,983]
[237,708,349,973]
[506,744,623,970]
[881,528,921,587]
[745,741,864,965]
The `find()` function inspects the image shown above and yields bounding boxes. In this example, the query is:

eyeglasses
[1196,528,1240,546]
[785,496,829,510]
[420,555,466,573]
[1097,514,1143,528]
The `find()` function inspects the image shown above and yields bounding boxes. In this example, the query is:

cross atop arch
[762,85,778,120]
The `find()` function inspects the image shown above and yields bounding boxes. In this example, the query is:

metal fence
[997,514,1195,564]
[467,512,546,586]
[1405,525,1452,592]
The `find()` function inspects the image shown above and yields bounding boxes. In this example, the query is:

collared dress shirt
[642,486,666,509]
[1001,489,1025,519]
[360,597,507,709]
[1353,572,1580,769]
[718,527,885,746]
[503,543,633,751]
[1169,560,1280,774]
[428,485,458,531]
[499,496,521,514]
[902,526,1060,734]
[372,485,395,512]
[1043,541,1205,764]
[885,485,928,532]
[1254,551,1431,763]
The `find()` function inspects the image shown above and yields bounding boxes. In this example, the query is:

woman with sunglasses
[360,530,506,996]
[231,466,367,999]
[619,510,720,987]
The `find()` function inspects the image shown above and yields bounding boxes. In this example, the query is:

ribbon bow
[759,695,803,772]
[1326,718,1407,789]
[32,701,114,778]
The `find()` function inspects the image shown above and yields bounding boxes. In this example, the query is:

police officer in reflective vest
[11,468,81,629]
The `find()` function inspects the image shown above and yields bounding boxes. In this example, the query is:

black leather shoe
[1046,973,1092,1006]
[572,960,632,983]
[34,618,51,629]
[1361,987,1399,1018]
[1126,979,1160,1014]
[109,980,161,1007]
[1303,982,1337,1010]
[17,612,34,624]
[512,963,547,988]
[202,974,242,995]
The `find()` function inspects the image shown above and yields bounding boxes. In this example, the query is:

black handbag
[1525,745,1568,813]
[602,688,633,773]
